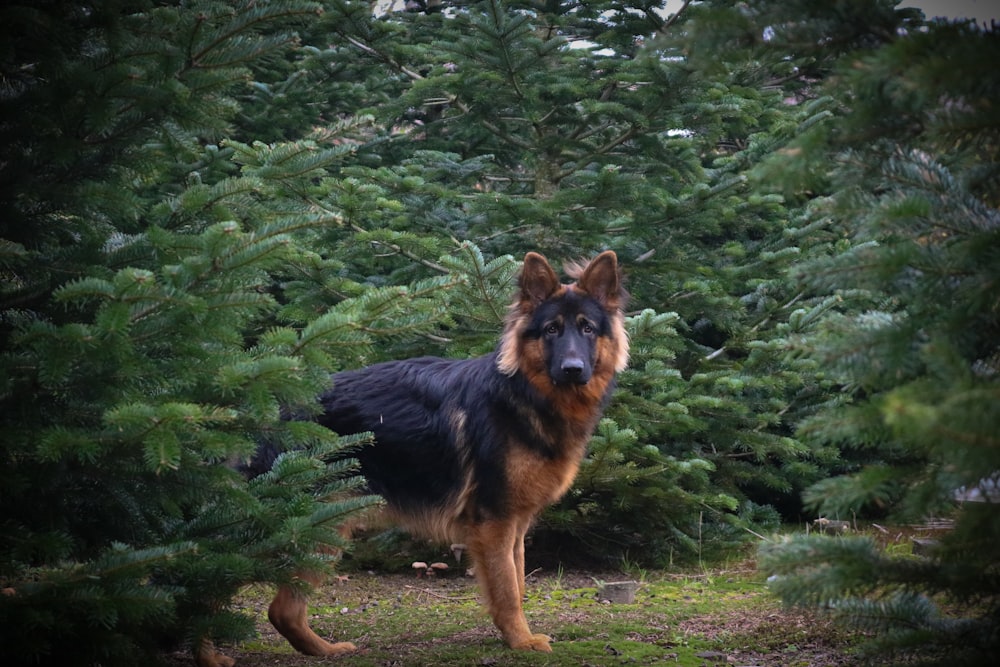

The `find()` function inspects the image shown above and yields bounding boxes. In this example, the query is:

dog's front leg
[267,574,357,657]
[468,520,552,652]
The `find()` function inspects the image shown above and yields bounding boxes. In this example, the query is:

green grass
[205,566,864,667]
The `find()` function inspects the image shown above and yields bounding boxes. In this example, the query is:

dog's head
[497,251,629,388]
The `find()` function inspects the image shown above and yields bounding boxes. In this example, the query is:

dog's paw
[322,641,357,656]
[194,648,236,667]
[511,633,553,652]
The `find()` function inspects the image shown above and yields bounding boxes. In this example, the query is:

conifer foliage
[757,18,1000,666]
[0,2,418,663]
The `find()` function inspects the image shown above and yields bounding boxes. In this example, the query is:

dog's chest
[503,440,586,512]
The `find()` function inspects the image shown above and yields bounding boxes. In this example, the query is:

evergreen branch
[459,244,507,324]
[568,120,616,144]
[188,2,320,67]
[478,117,537,151]
[193,34,299,69]
[294,186,450,274]
[482,0,527,100]
[341,35,424,82]
[703,289,807,361]
[347,222,449,274]
[555,125,640,183]
[292,311,369,357]
[338,26,534,152]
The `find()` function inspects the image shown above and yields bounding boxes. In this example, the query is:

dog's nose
[561,358,585,378]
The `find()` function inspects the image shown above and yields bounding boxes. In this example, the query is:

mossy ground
[168,562,867,666]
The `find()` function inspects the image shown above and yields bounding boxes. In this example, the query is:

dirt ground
[164,568,864,667]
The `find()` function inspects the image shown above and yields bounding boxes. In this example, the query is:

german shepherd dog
[246,251,628,662]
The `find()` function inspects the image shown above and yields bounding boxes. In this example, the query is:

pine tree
[0,2,454,663]
[757,17,1000,666]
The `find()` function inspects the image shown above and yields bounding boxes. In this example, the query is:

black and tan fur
[203,251,628,665]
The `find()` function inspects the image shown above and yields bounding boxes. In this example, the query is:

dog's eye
[581,322,594,334]
[544,323,560,336]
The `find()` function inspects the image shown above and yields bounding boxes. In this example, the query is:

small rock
[598,580,638,604]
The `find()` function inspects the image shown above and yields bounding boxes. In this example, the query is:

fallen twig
[403,585,478,601]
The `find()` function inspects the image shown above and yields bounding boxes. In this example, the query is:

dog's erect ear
[577,250,622,307]
[520,252,561,304]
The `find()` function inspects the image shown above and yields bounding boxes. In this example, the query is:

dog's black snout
[561,357,586,380]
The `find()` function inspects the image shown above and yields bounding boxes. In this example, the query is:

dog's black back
[315,343,614,533]
[319,354,496,515]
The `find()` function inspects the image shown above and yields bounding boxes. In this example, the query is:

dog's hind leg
[468,520,552,652]
[513,523,528,600]
[267,574,357,657]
